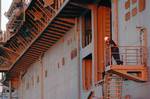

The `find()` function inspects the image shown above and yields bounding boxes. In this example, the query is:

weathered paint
[18,27,80,99]
[7,0,150,99]
[111,0,150,98]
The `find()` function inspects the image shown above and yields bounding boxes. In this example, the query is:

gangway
[105,46,148,82]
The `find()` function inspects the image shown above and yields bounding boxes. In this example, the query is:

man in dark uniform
[105,36,123,65]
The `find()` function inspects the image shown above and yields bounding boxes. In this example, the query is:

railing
[0,31,12,44]
[24,0,32,9]
[6,0,27,34]
[105,46,147,66]
[82,29,92,48]
[43,0,66,18]
[44,0,65,9]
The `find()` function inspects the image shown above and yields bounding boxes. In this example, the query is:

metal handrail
[0,31,12,43]
[105,46,146,66]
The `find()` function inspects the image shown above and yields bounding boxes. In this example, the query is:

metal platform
[2,0,89,78]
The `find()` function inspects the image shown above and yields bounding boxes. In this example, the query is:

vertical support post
[114,0,119,44]
[96,6,111,82]
[0,0,1,31]
[23,0,26,22]
[92,6,98,84]
[8,80,12,99]
[79,16,84,93]
[75,17,81,99]
[0,0,2,33]
[39,55,44,99]
[143,28,147,66]
[20,72,23,99]
[2,90,4,99]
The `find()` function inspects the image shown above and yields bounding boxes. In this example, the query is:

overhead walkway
[0,0,89,79]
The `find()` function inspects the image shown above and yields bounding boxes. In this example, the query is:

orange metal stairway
[103,73,123,99]
[0,0,89,78]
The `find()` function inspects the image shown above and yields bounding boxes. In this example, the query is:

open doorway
[82,10,92,48]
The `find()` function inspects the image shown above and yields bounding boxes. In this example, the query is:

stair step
[104,73,123,99]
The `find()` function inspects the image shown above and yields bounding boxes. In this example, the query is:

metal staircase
[103,73,123,99]
[0,0,89,78]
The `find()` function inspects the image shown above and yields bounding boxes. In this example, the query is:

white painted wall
[14,1,150,98]
[112,0,150,98]
[18,27,79,99]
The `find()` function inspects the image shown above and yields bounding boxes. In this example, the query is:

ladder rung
[107,89,122,91]
[107,84,122,86]
[107,83,123,85]
[104,74,123,99]
[107,78,123,80]
[107,92,122,94]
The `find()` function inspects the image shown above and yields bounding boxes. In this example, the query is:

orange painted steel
[132,7,138,16]
[5,1,79,79]
[107,66,148,82]
[95,6,111,82]
[11,78,20,89]
[33,10,43,21]
[46,29,65,36]
[0,66,10,72]
[92,5,98,85]
[104,73,123,99]
[4,0,82,79]
[114,0,119,44]
[82,59,92,90]
[139,0,146,12]
[125,11,130,21]
[105,46,148,82]
[44,0,54,7]
[125,0,130,9]
[143,28,148,66]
